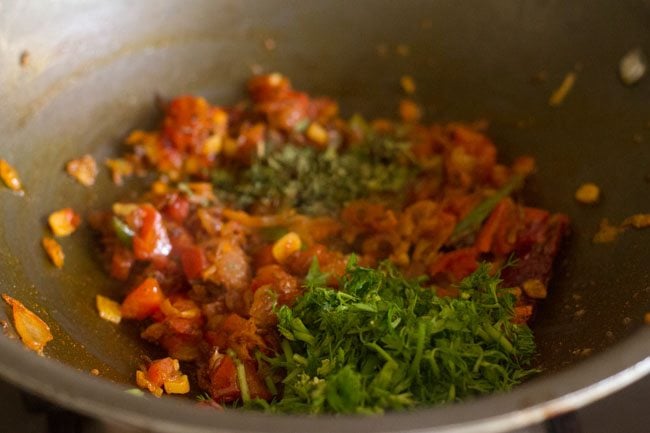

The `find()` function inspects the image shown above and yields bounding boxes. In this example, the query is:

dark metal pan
[0,1,649,431]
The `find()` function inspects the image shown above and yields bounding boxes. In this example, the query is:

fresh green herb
[448,174,524,245]
[212,169,236,191]
[212,135,417,215]
[196,393,213,402]
[111,216,134,246]
[263,259,536,414]
[304,257,330,290]
[124,388,145,397]
[227,349,251,404]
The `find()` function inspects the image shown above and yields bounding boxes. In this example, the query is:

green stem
[227,349,250,403]
[448,174,523,245]
[482,323,515,354]
[365,342,397,366]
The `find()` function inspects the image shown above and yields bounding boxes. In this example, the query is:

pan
[0,0,649,432]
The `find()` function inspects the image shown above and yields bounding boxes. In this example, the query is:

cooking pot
[0,1,649,432]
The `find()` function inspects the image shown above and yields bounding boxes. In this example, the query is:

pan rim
[0,327,647,433]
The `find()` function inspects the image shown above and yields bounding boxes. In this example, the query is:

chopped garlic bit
[549,72,577,107]
[0,159,24,195]
[96,295,122,324]
[42,237,65,268]
[48,208,81,237]
[574,183,600,205]
[66,154,98,186]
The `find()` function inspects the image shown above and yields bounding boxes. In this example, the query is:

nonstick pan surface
[0,1,649,432]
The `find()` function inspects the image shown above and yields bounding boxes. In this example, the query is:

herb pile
[213,135,416,215]
[252,259,536,414]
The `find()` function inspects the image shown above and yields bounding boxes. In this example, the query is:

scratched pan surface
[0,1,649,432]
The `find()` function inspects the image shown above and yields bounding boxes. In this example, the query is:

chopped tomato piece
[250,265,300,305]
[147,357,178,388]
[429,247,479,281]
[136,357,189,397]
[110,247,135,281]
[252,244,275,269]
[164,194,190,223]
[513,305,534,324]
[133,204,172,260]
[121,277,164,320]
[160,333,201,361]
[181,246,207,280]
[209,355,240,403]
[205,314,265,361]
[475,198,520,255]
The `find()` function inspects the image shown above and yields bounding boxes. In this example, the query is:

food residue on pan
[77,73,571,412]
[593,213,650,244]
[0,159,25,196]
[90,368,100,376]
[105,158,135,186]
[2,294,53,355]
[574,182,600,205]
[548,71,577,107]
[66,154,98,186]
[622,213,650,229]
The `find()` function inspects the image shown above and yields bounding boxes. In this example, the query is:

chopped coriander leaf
[264,260,537,414]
